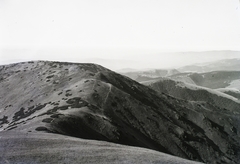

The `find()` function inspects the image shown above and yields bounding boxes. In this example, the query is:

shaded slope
[1,61,240,163]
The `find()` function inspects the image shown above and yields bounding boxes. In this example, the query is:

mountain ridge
[1,60,240,163]
[178,58,240,73]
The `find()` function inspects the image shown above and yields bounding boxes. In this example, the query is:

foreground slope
[1,61,240,163]
[0,131,201,164]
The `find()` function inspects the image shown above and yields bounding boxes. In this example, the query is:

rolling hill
[120,58,240,91]
[168,71,240,90]
[142,78,240,112]
[1,61,240,163]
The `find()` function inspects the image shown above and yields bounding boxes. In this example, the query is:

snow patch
[227,79,240,90]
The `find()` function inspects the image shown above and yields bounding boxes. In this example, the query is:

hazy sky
[0,0,240,70]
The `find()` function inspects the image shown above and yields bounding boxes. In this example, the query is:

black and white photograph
[0,0,240,163]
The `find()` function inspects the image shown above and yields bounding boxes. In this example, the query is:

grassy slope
[1,61,240,163]
[0,131,202,164]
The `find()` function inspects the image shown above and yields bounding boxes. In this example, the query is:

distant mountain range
[178,58,240,73]
[120,69,180,81]
[120,59,240,90]
[1,60,240,163]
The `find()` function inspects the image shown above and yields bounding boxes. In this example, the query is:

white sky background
[0,0,240,70]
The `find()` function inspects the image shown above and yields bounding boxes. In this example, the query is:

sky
[0,0,240,70]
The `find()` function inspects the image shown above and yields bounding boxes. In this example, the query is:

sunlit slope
[0,131,202,164]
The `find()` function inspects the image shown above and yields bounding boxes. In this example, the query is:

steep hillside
[121,69,180,80]
[178,58,240,73]
[1,61,240,163]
